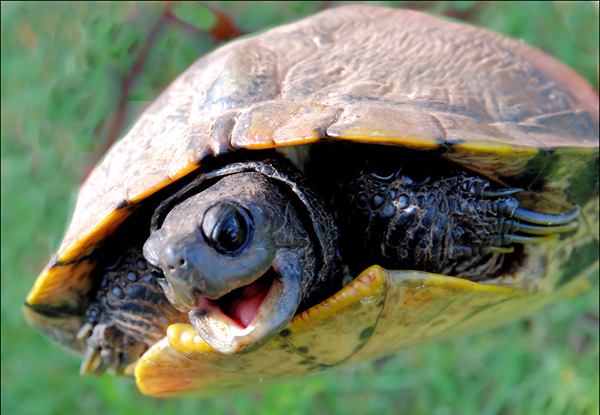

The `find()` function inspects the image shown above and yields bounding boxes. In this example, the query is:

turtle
[24,5,599,397]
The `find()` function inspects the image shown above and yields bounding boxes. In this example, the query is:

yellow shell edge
[135,266,530,397]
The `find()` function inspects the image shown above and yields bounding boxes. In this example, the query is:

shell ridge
[427,112,449,148]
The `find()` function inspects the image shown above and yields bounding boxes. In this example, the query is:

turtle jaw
[188,263,302,354]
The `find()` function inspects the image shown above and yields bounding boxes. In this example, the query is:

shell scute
[231,102,338,149]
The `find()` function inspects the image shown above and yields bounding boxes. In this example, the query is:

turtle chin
[188,266,302,354]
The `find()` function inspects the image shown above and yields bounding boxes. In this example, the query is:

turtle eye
[200,203,253,255]
[149,265,165,280]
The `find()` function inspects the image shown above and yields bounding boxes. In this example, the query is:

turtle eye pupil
[201,203,252,255]
[217,211,247,252]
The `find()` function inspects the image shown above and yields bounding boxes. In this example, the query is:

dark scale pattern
[336,168,527,280]
[82,242,186,373]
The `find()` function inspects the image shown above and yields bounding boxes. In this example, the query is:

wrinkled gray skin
[143,172,316,353]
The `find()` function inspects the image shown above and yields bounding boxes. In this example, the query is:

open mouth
[188,266,302,354]
[202,269,276,329]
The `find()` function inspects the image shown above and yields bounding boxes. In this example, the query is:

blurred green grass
[1,2,598,415]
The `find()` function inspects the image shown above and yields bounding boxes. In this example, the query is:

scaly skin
[79,243,186,375]
[336,163,578,280]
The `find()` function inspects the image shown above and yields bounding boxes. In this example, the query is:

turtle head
[143,171,317,354]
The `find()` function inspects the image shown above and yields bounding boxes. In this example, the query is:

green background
[2,2,598,414]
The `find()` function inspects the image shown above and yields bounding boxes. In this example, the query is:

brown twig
[81,4,173,182]
[202,3,247,41]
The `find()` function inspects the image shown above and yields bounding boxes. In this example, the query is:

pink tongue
[221,277,272,328]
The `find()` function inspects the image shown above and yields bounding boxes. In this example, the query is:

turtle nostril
[166,259,185,271]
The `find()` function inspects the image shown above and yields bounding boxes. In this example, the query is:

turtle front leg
[336,169,580,281]
[78,317,146,376]
[78,243,186,375]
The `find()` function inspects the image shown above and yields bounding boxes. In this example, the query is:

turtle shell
[25,5,599,397]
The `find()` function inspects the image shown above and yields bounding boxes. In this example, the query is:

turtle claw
[483,188,523,198]
[496,205,580,247]
[512,205,581,225]
[494,202,580,247]
[77,322,93,340]
[502,234,556,245]
[80,347,102,376]
[78,322,145,376]
[99,348,118,374]
[504,219,580,235]
[488,246,515,254]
